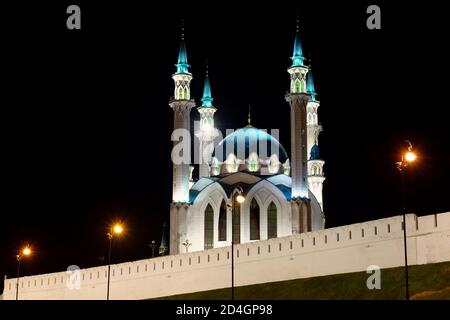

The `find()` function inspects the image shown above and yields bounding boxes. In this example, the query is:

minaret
[195,62,217,178]
[285,19,309,199]
[306,70,325,210]
[169,22,195,203]
[306,70,322,159]
[158,222,168,256]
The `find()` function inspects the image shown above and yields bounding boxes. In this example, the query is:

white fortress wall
[2,212,449,300]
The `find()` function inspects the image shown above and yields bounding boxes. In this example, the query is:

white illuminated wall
[2,212,449,300]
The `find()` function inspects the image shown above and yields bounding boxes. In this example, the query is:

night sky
[2,1,449,292]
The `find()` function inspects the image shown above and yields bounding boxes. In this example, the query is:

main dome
[213,126,289,163]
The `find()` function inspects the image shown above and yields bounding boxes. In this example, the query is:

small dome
[213,126,289,164]
[310,144,321,160]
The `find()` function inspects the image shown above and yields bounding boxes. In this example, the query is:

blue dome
[310,144,321,160]
[213,126,289,163]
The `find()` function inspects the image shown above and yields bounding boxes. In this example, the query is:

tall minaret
[306,70,325,210]
[285,20,309,199]
[169,23,195,203]
[195,63,217,178]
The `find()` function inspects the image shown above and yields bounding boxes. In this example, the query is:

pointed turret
[201,65,214,108]
[169,20,195,204]
[306,70,317,100]
[175,21,190,75]
[291,32,305,67]
[286,13,310,199]
[159,222,168,256]
[196,62,218,178]
[291,14,305,67]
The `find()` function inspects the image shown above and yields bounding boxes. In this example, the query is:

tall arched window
[204,204,214,249]
[176,86,183,100]
[218,200,227,241]
[250,199,260,240]
[295,79,301,93]
[267,202,277,239]
[300,79,306,93]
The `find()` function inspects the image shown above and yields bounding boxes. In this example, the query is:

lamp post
[395,140,416,300]
[15,246,32,300]
[106,223,124,300]
[231,186,245,300]
[182,239,192,253]
[149,240,157,258]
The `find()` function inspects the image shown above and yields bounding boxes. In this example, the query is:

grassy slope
[156,261,450,300]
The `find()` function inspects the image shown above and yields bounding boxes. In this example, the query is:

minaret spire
[247,105,252,127]
[291,11,305,67]
[196,60,218,179]
[286,13,310,201]
[169,20,195,204]
[158,222,168,256]
[176,19,190,75]
[201,59,214,108]
[306,65,325,212]
[306,69,317,101]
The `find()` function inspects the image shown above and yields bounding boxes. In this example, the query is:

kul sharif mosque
[168,22,325,255]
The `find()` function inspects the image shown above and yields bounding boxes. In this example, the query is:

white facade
[3,212,449,300]
[169,30,327,254]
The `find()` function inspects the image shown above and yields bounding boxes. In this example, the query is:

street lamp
[106,223,124,300]
[231,186,245,300]
[16,245,32,300]
[149,240,157,258]
[396,140,416,300]
[182,239,192,253]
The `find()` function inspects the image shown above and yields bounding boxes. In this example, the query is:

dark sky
[1,1,449,292]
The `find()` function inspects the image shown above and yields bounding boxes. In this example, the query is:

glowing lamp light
[405,151,416,162]
[113,224,124,235]
[22,247,31,256]
[236,194,245,204]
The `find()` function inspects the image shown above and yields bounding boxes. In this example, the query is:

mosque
[168,25,326,255]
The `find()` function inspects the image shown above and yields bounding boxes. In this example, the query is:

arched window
[226,153,238,173]
[218,200,227,241]
[267,202,277,239]
[204,204,214,249]
[300,79,306,93]
[184,87,189,100]
[247,152,259,172]
[295,79,301,93]
[250,199,260,240]
[232,196,241,244]
[178,86,187,100]
[268,154,280,174]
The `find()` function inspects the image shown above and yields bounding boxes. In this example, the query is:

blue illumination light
[175,40,190,74]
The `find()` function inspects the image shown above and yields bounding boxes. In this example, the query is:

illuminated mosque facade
[168,25,325,255]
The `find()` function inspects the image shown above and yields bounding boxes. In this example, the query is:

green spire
[158,222,168,256]
[175,20,190,74]
[306,70,317,100]
[291,13,305,67]
[201,62,214,108]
